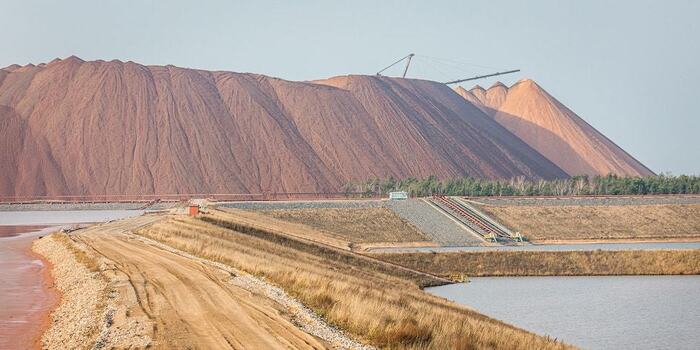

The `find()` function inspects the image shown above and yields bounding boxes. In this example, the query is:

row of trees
[343,174,700,197]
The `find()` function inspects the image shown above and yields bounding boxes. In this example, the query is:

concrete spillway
[428,196,518,243]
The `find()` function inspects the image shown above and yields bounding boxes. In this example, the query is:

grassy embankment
[478,204,700,241]
[135,209,571,350]
[259,207,429,243]
[374,250,700,278]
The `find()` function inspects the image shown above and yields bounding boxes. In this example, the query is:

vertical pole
[402,53,415,78]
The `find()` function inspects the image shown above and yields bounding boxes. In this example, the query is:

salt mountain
[454,81,653,177]
[0,57,648,196]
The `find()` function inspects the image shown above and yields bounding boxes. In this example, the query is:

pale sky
[2,0,698,174]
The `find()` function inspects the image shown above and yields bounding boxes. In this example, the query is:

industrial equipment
[376,53,520,84]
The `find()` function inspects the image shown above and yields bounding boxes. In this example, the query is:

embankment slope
[478,203,700,241]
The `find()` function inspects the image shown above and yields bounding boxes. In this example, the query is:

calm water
[0,210,145,349]
[369,241,700,253]
[0,210,145,225]
[428,276,700,349]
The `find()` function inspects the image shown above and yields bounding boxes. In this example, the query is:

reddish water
[0,226,49,238]
[0,210,144,349]
[0,226,58,350]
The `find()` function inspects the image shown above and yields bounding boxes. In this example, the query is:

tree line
[343,174,700,197]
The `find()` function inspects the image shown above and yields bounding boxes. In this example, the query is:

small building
[188,204,200,216]
[388,191,408,200]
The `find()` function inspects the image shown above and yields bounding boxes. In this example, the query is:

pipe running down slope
[428,195,517,243]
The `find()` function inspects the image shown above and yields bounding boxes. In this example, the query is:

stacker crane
[376,53,520,84]
[376,53,415,78]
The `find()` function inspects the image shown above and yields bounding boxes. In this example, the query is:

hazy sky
[2,0,698,174]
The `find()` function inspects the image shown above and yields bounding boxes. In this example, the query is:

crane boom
[376,54,519,83]
[444,69,520,85]
[377,53,415,77]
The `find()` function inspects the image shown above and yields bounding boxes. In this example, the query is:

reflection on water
[0,225,49,238]
[427,276,700,350]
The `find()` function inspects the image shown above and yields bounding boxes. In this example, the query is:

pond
[427,275,700,349]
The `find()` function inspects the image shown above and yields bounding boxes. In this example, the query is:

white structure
[388,191,408,200]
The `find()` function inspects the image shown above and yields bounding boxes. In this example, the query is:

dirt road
[72,216,328,349]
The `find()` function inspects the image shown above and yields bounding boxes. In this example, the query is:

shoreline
[28,238,60,350]
[0,226,61,350]
[531,237,700,245]
[375,249,700,277]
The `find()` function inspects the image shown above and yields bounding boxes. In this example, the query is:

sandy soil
[63,216,331,349]
[33,230,122,349]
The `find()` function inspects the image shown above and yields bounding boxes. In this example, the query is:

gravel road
[60,215,372,349]
[73,222,329,349]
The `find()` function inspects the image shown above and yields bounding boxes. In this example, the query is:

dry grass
[478,204,700,241]
[217,208,355,249]
[135,209,571,350]
[259,208,429,243]
[374,250,700,277]
[199,210,446,287]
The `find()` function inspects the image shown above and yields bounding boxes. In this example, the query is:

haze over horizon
[2,0,698,174]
